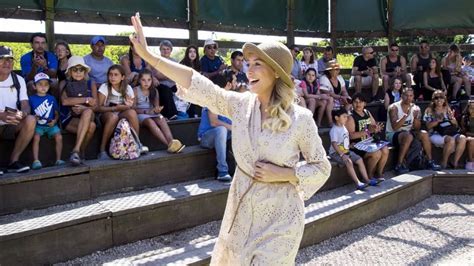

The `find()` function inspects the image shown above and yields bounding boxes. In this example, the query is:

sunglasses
[71,67,86,72]
[206,45,217,50]
[391,48,399,52]
[433,96,445,100]
[368,51,375,54]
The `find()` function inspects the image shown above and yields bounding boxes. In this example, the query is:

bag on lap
[434,120,459,136]
[109,118,142,160]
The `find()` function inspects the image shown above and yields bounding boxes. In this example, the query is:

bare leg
[155,116,174,143]
[441,136,455,168]
[364,150,381,178]
[306,98,316,114]
[325,97,334,126]
[376,146,389,176]
[143,118,169,146]
[453,135,467,168]
[315,99,327,127]
[81,122,96,158]
[418,130,433,161]
[355,158,370,182]
[54,133,63,161]
[468,138,474,162]
[382,75,390,91]
[11,115,36,163]
[372,74,379,98]
[100,112,119,152]
[354,76,362,94]
[119,109,140,134]
[462,76,471,97]
[344,160,362,185]
[397,132,413,165]
[32,133,41,161]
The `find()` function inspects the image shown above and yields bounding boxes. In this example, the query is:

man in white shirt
[0,46,36,174]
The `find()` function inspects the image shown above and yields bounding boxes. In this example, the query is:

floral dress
[177,71,331,265]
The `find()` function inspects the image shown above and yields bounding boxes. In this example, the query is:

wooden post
[188,0,198,46]
[44,0,55,51]
[330,0,337,56]
[286,0,295,46]
[387,0,394,45]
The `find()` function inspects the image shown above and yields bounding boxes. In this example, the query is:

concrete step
[139,170,473,265]
[0,145,216,215]
[0,178,230,265]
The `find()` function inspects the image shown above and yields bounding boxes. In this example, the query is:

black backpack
[11,72,22,110]
[405,133,426,170]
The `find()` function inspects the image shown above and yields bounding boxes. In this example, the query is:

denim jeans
[200,126,231,175]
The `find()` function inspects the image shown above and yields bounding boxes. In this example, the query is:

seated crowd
[0,33,473,190]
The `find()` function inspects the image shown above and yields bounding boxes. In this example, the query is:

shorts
[0,124,17,140]
[35,125,61,139]
[349,76,373,88]
[330,151,361,165]
[386,131,405,146]
[430,133,461,148]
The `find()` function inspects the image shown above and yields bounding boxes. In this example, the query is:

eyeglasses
[71,67,86,72]
[206,45,217,50]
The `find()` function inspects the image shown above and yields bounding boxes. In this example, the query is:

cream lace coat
[177,71,331,265]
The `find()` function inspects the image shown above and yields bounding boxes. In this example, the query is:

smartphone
[5,107,18,113]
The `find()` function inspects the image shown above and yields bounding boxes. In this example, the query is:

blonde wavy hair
[262,79,297,133]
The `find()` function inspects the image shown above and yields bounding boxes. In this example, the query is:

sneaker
[31,160,42,170]
[55,160,66,166]
[368,178,378,186]
[8,161,30,173]
[356,183,367,191]
[0,169,3,175]
[217,173,232,182]
[394,164,409,175]
[466,162,474,171]
[97,151,110,160]
[69,152,81,166]
[140,145,149,154]
[167,139,185,153]
[427,160,441,171]
[376,177,385,183]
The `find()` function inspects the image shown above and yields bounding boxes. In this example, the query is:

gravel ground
[296,195,474,265]
[58,177,473,265]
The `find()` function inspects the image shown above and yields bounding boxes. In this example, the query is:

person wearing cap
[130,14,331,264]
[289,44,302,79]
[20,32,59,97]
[29,72,64,170]
[83,36,114,87]
[319,60,352,112]
[59,56,98,165]
[200,39,227,79]
[0,45,36,174]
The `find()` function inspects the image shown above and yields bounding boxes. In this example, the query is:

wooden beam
[386,0,394,44]
[188,0,198,46]
[286,0,295,46]
[329,0,337,55]
[44,0,55,51]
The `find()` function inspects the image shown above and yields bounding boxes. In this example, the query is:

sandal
[69,151,81,166]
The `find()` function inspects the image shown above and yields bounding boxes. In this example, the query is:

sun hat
[66,56,91,73]
[34,73,51,84]
[204,39,217,48]
[325,60,341,71]
[242,42,293,88]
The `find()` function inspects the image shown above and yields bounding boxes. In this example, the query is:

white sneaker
[217,174,232,182]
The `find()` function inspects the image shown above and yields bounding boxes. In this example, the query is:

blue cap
[90,36,106,45]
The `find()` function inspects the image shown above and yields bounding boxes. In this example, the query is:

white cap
[204,39,217,47]
[34,72,51,84]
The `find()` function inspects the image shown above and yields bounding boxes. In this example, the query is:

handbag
[65,80,90,97]
[434,120,459,136]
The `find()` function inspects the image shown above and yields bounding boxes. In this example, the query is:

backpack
[109,118,142,160]
[405,133,426,170]
[11,72,21,110]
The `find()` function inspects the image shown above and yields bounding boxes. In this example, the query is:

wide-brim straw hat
[325,60,340,71]
[242,42,293,89]
[66,56,91,73]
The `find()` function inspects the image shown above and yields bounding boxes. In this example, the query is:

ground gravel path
[296,195,474,265]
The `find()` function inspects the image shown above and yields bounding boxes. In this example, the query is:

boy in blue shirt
[29,73,64,169]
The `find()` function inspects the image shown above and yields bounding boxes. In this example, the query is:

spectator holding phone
[0,46,36,174]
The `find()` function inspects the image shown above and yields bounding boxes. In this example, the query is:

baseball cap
[0,46,14,59]
[34,73,51,84]
[90,36,106,45]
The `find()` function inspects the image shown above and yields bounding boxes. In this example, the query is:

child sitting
[133,69,185,153]
[329,108,377,190]
[29,73,64,169]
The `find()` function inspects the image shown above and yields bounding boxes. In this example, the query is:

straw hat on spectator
[242,42,293,88]
[325,60,341,71]
[66,56,91,73]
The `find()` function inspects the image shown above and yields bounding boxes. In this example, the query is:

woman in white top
[319,60,351,111]
[96,64,139,159]
[441,44,471,98]
[129,13,331,265]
